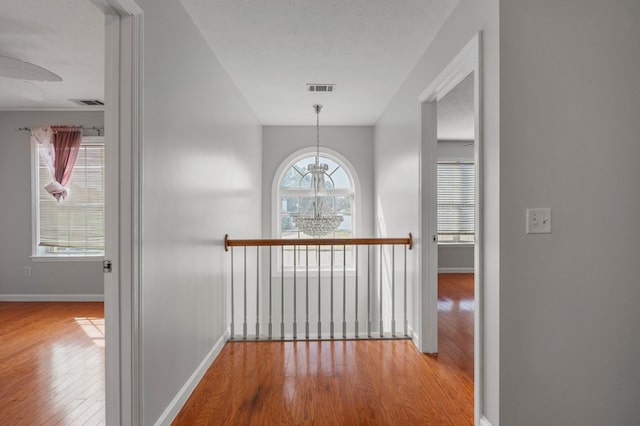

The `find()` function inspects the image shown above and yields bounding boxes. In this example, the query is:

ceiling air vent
[69,99,105,106]
[307,84,335,93]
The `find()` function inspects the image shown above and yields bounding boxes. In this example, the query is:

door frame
[418,32,483,424]
[93,0,143,424]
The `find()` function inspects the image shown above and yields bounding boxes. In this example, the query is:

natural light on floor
[438,298,475,312]
[75,316,105,347]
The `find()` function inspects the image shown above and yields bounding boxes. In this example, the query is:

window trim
[31,135,105,259]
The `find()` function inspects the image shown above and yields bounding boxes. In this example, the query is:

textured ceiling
[181,0,459,125]
[437,72,474,140]
[0,0,104,110]
[0,0,465,127]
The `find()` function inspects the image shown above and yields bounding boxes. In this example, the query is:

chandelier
[292,104,343,237]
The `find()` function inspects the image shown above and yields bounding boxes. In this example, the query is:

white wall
[137,0,262,423]
[500,0,640,423]
[374,0,499,422]
[0,111,104,299]
[438,140,474,271]
[262,126,375,238]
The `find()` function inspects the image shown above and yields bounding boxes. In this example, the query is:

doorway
[94,0,143,424]
[0,1,108,423]
[418,33,482,424]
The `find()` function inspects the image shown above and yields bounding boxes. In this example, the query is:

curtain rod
[16,126,104,135]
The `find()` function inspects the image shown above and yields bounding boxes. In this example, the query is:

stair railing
[224,234,413,341]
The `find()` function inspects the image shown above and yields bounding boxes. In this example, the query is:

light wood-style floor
[174,273,474,425]
[0,274,473,425]
[0,302,105,425]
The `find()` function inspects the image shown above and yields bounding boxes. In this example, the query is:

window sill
[437,243,474,247]
[31,255,104,263]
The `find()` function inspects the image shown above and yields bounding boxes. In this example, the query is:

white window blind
[437,161,475,243]
[37,142,105,255]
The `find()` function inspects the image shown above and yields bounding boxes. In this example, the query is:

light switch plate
[526,208,551,234]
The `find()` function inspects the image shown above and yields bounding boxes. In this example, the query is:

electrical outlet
[526,208,551,234]
[24,266,31,277]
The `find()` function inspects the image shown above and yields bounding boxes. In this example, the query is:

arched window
[275,149,357,270]
[277,151,355,239]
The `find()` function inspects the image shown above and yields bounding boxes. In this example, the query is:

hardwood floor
[0,275,472,425]
[174,273,474,425]
[0,302,105,425]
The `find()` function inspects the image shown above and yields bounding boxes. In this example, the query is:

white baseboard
[407,325,421,350]
[438,267,474,273]
[154,330,229,426]
[0,294,104,302]
[479,416,493,426]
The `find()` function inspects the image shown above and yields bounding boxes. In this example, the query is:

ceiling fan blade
[0,79,45,101]
[0,55,62,81]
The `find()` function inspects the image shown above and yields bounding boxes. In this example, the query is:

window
[437,161,475,243]
[276,151,356,270]
[278,154,354,239]
[33,137,105,257]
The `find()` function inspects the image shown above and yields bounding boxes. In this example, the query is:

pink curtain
[44,126,83,202]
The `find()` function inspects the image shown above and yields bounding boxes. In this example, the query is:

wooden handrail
[224,233,413,251]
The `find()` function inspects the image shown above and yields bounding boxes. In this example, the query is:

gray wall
[374,0,500,422]
[438,244,474,271]
[0,111,104,298]
[438,140,474,271]
[262,126,375,238]
[437,139,473,160]
[138,0,262,423]
[500,0,640,423]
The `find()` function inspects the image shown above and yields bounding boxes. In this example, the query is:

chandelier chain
[291,104,344,237]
